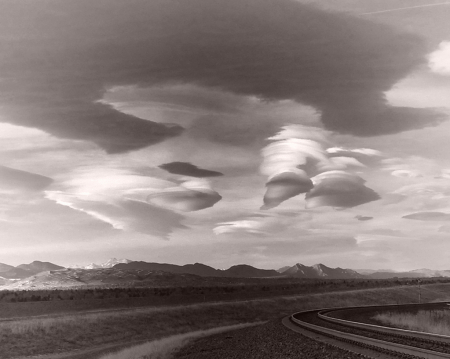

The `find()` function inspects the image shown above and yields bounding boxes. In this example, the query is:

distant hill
[17,261,64,272]
[366,269,450,279]
[113,261,219,276]
[281,263,363,279]
[409,269,450,277]
[222,265,280,278]
[277,266,291,273]
[354,269,397,275]
[0,261,65,279]
[366,271,423,279]
[1,268,211,290]
[114,261,280,278]
[0,263,14,273]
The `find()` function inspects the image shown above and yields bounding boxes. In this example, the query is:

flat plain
[1,280,450,358]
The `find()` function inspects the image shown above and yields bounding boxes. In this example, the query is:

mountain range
[2,259,450,290]
[113,261,280,278]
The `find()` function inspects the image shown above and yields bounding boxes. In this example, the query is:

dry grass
[374,309,450,336]
[1,284,450,358]
[98,322,262,359]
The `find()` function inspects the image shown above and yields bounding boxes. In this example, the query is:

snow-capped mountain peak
[71,258,132,269]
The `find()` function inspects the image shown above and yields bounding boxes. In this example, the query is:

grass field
[1,283,450,358]
[98,323,262,359]
[374,309,450,336]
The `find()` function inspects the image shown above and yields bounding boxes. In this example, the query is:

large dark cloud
[159,162,223,178]
[0,0,445,154]
[0,165,53,192]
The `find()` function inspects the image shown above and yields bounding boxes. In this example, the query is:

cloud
[147,188,221,212]
[320,156,366,171]
[402,211,450,221]
[305,171,380,209]
[260,125,329,178]
[213,214,289,236]
[159,162,223,178]
[260,125,328,208]
[392,182,450,212]
[391,170,422,178]
[0,0,445,155]
[381,156,445,178]
[46,192,185,238]
[44,167,190,237]
[363,228,405,237]
[439,225,450,233]
[327,147,382,157]
[326,147,382,167]
[429,41,450,75]
[146,179,222,212]
[260,125,380,209]
[214,220,268,236]
[262,171,313,209]
[0,165,53,193]
[355,215,373,221]
[261,138,329,177]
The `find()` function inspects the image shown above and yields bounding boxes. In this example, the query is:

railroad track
[285,303,450,359]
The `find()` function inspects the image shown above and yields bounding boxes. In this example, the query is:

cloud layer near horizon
[0,0,446,155]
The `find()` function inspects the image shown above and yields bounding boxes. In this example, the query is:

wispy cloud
[403,211,450,221]
[46,192,185,238]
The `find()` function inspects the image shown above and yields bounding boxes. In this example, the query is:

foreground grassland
[98,323,262,359]
[1,283,450,358]
[374,309,450,336]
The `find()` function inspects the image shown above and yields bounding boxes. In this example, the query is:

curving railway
[284,302,450,359]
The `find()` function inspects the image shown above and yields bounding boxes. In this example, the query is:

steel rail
[290,308,450,359]
[319,308,450,344]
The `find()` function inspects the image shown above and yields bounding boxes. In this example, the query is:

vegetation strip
[291,306,450,358]
[374,310,450,337]
[319,305,450,344]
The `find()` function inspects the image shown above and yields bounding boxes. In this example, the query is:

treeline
[0,277,448,303]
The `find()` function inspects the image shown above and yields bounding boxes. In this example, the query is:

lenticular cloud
[146,179,222,212]
[305,171,380,209]
[262,170,313,210]
[260,125,380,209]
[260,125,328,209]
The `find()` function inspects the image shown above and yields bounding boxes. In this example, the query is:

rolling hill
[281,263,363,279]
[0,261,65,279]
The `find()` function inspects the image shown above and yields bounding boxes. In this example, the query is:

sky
[1,0,450,271]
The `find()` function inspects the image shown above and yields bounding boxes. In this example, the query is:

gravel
[174,320,370,359]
